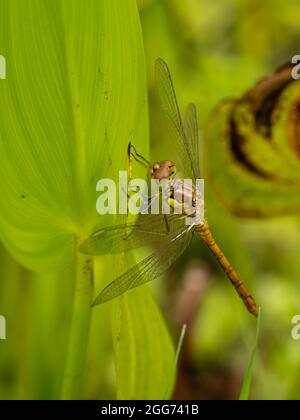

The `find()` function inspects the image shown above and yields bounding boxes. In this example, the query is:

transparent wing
[92,228,193,306]
[79,213,187,255]
[155,58,198,180]
[184,103,201,178]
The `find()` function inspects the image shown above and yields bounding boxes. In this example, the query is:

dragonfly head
[149,160,176,180]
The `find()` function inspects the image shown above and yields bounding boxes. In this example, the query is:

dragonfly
[80,58,258,317]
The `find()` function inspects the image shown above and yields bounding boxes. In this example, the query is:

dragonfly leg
[139,193,161,215]
[126,144,151,218]
[128,142,150,169]
[163,214,170,233]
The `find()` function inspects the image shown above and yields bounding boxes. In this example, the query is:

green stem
[61,252,93,400]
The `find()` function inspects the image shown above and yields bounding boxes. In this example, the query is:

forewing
[79,213,187,255]
[155,58,195,180]
[92,227,193,306]
[184,103,201,178]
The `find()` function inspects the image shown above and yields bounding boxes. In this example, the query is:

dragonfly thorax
[169,178,204,226]
[149,163,204,226]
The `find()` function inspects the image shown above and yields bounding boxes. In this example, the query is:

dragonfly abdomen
[194,221,258,317]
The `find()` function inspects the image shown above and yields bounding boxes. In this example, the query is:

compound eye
[168,165,175,174]
[153,163,160,171]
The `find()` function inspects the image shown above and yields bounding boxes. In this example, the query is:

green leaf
[163,323,186,399]
[112,284,175,400]
[239,308,261,400]
[0,0,148,270]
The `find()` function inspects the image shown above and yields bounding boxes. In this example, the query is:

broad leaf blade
[112,283,175,400]
[0,0,148,270]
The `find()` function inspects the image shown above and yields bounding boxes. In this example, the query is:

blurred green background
[139,0,300,400]
[1,0,300,400]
